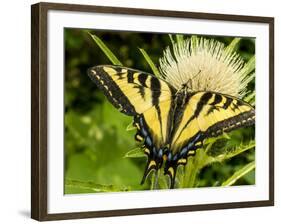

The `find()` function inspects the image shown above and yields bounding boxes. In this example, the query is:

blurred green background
[64,28,255,194]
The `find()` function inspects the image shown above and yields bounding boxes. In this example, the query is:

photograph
[31,3,274,220]
[64,29,256,193]
[1,0,278,222]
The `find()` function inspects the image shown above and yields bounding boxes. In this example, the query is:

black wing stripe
[223,97,233,109]
[194,92,213,117]
[151,77,161,105]
[138,85,146,99]
[149,77,164,141]
[127,70,134,83]
[207,110,255,137]
[88,67,136,115]
[155,104,163,141]
[137,73,148,99]
[179,92,213,135]
[138,73,148,87]
[114,66,124,79]
[210,93,222,106]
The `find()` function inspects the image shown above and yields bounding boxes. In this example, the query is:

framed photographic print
[31,2,274,221]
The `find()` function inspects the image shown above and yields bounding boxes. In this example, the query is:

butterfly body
[88,65,255,188]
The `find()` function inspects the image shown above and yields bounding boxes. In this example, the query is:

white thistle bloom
[159,37,254,98]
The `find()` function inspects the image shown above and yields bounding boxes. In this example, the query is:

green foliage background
[64,29,255,194]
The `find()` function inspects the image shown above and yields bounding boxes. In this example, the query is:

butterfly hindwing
[136,99,175,184]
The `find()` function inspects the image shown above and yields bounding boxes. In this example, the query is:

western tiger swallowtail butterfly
[88,65,255,188]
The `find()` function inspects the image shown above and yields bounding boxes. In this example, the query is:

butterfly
[88,65,255,188]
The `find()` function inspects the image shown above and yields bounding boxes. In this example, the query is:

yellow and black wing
[165,91,255,187]
[88,65,177,183]
[88,65,174,116]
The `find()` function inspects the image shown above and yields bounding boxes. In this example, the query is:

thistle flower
[159,36,254,98]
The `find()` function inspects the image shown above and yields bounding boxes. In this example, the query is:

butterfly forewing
[170,91,255,154]
[88,65,174,115]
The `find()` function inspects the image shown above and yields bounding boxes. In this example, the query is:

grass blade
[244,91,256,106]
[203,140,255,166]
[89,33,123,66]
[139,48,161,77]
[123,147,146,158]
[241,56,255,77]
[222,161,255,186]
[225,37,241,53]
[224,141,255,160]
[65,179,130,192]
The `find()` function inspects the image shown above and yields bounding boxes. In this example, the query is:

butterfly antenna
[187,70,202,90]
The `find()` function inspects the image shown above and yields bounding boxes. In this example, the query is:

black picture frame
[31,2,274,221]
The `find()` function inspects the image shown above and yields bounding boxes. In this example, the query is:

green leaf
[241,56,255,76]
[123,147,146,158]
[223,141,255,160]
[89,33,123,66]
[182,156,200,188]
[222,161,255,186]
[244,91,256,106]
[139,48,161,78]
[65,179,130,193]
[157,171,169,189]
[225,37,241,53]
[204,133,230,146]
[205,140,255,166]
[126,121,136,131]
[181,139,255,188]
[150,170,158,190]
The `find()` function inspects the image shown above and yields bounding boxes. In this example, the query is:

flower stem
[182,149,206,188]
[182,158,199,188]
[150,170,159,190]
